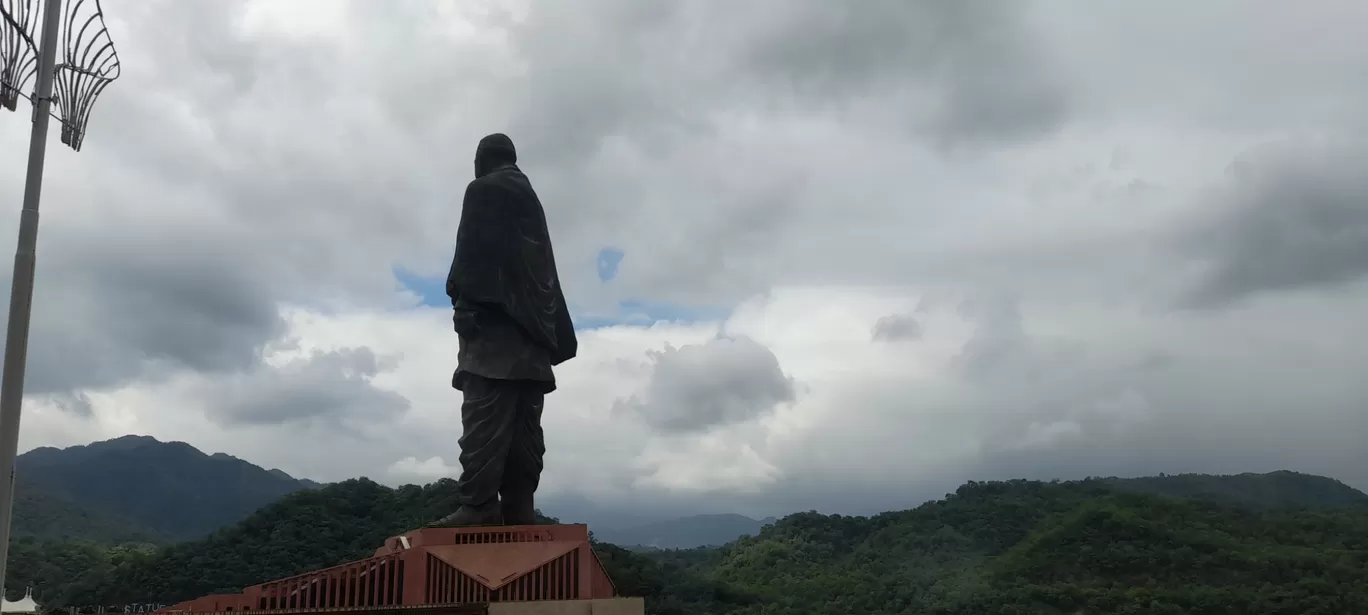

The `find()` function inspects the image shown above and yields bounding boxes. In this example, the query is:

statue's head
[475,133,517,178]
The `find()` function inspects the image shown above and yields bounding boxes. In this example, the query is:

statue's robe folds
[445,163,577,509]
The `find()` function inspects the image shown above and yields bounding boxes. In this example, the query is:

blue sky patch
[394,266,448,307]
[573,299,731,330]
[395,266,730,330]
[596,248,624,282]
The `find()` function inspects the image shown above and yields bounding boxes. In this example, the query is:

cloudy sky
[3,0,1368,525]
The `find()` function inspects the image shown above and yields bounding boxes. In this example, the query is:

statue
[435,133,578,527]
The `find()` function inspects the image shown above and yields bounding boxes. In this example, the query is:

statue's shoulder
[469,167,528,190]
[492,165,530,185]
[463,174,506,202]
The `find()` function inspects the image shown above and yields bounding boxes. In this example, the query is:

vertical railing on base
[253,553,406,610]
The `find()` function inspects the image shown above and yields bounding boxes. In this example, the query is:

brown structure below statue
[155,525,642,615]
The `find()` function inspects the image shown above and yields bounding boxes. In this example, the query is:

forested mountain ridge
[637,480,1368,614]
[1104,469,1368,509]
[7,471,1367,614]
[11,476,167,545]
[60,478,466,604]
[12,431,1361,551]
[15,435,321,541]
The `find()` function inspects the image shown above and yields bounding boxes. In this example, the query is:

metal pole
[0,0,63,597]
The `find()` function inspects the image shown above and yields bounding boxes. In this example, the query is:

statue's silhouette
[437,133,577,527]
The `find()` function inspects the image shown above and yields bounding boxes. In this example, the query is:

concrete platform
[158,525,623,614]
[488,598,644,615]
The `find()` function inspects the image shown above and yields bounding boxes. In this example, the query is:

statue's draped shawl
[446,165,577,367]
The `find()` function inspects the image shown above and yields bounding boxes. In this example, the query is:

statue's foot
[429,500,503,527]
[500,490,536,526]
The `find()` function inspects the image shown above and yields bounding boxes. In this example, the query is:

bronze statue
[436,133,577,527]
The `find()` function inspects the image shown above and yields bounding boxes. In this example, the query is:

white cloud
[21,279,1368,518]
[616,335,796,434]
[388,456,460,482]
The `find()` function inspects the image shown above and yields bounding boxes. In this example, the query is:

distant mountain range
[13,435,321,542]
[7,433,1368,612]
[9,435,779,550]
[1103,470,1368,508]
[11,474,165,544]
[9,434,1368,554]
[587,470,1368,550]
[593,513,778,550]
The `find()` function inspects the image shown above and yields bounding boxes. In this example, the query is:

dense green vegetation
[661,481,1368,614]
[4,539,158,608]
[6,473,1368,614]
[11,477,167,545]
[1104,470,1368,509]
[529,478,1368,614]
[16,436,319,542]
[69,478,464,604]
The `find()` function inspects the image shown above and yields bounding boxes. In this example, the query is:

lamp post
[0,0,120,596]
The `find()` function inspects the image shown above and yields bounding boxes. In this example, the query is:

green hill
[967,493,1368,613]
[1103,470,1368,509]
[12,477,167,544]
[78,477,465,604]
[9,472,1368,614]
[3,539,158,607]
[646,480,1368,614]
[16,435,320,541]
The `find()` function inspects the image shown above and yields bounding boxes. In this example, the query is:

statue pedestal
[373,524,618,602]
[159,524,642,615]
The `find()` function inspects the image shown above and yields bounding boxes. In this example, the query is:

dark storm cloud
[45,392,94,418]
[497,0,1069,292]
[871,313,923,343]
[2,0,470,397]
[734,0,1067,143]
[1179,141,1368,307]
[954,293,1031,377]
[618,336,797,434]
[507,0,1067,163]
[18,221,286,394]
[204,346,409,426]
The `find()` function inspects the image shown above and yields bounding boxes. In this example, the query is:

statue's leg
[436,374,518,527]
[500,385,545,526]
